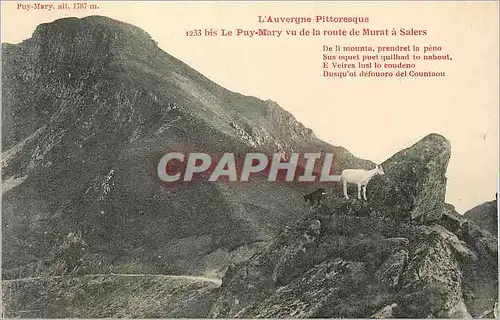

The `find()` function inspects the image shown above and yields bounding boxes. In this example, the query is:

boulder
[369,133,451,224]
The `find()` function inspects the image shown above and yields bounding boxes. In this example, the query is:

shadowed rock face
[211,207,497,318]
[439,204,499,317]
[210,134,497,319]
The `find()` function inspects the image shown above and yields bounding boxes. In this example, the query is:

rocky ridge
[210,134,498,318]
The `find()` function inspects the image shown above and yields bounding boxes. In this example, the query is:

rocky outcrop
[210,134,498,319]
[394,225,474,318]
[211,209,497,318]
[210,214,403,318]
[438,205,498,317]
[464,199,498,238]
[369,133,451,224]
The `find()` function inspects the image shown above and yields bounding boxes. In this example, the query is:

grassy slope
[2,274,220,318]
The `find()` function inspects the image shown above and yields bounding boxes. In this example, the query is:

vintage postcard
[1,0,498,318]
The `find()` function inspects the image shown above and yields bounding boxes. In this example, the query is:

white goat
[340,164,385,200]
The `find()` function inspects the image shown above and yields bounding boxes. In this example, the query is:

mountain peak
[418,133,451,151]
[32,15,155,45]
[26,15,159,67]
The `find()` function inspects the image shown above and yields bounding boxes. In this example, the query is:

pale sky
[1,1,498,212]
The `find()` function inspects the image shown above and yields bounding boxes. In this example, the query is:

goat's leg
[357,184,361,199]
[343,181,349,199]
[363,185,367,201]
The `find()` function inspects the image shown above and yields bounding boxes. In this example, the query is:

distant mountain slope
[464,199,498,237]
[1,16,372,281]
